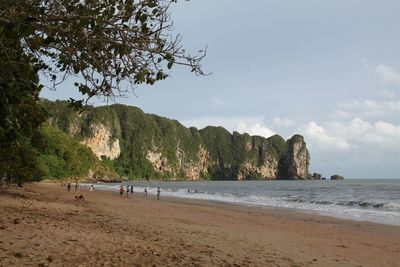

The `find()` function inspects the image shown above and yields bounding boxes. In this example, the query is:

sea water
[92,179,400,226]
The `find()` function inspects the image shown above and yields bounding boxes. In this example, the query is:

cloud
[376,89,398,100]
[335,99,400,122]
[375,121,400,137]
[272,117,296,127]
[181,116,262,131]
[181,116,275,138]
[303,121,352,151]
[210,97,225,109]
[376,64,400,85]
[301,118,400,152]
[361,58,369,68]
[236,122,275,138]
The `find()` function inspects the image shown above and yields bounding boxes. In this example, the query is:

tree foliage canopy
[0,32,46,184]
[0,0,205,105]
[0,0,205,182]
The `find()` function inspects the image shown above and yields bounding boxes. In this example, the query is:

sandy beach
[1,183,400,267]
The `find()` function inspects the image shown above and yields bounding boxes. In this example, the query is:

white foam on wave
[384,202,400,212]
[88,183,400,226]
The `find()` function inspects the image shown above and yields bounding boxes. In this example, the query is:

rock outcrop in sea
[42,99,312,181]
[330,175,345,180]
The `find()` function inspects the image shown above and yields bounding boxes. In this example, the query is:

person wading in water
[156,187,161,200]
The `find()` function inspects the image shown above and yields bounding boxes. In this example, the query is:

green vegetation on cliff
[32,123,117,181]
[42,100,310,181]
[199,127,288,180]
[43,100,205,180]
[39,100,309,180]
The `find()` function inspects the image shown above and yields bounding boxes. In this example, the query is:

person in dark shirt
[156,187,161,200]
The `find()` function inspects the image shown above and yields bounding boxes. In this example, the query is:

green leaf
[156,71,163,80]
[140,14,148,23]
[73,66,80,74]
[147,2,158,8]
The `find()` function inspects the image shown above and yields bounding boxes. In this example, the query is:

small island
[330,175,345,180]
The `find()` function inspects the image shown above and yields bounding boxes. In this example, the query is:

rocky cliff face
[278,135,310,180]
[43,100,310,180]
[81,123,121,160]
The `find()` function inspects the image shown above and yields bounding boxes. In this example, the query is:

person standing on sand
[67,182,71,192]
[130,185,133,194]
[157,187,161,200]
[126,185,129,197]
[119,185,124,197]
[144,188,148,197]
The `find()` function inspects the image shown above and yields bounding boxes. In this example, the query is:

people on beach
[67,182,71,192]
[126,185,129,197]
[144,188,148,197]
[157,187,161,200]
[130,185,133,194]
[75,195,84,201]
[90,184,94,191]
[119,186,124,196]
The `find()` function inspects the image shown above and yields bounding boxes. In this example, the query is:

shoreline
[86,180,400,227]
[1,182,400,266]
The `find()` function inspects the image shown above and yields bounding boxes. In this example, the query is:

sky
[41,0,400,178]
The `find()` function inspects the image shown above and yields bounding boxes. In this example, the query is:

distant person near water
[126,185,129,197]
[144,188,148,197]
[130,185,133,194]
[90,184,94,191]
[157,187,161,200]
[67,183,71,192]
[119,186,124,196]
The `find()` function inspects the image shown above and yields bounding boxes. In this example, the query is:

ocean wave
[282,198,394,210]
[337,201,386,209]
[383,202,400,212]
[89,181,400,226]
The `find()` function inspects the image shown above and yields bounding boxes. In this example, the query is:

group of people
[63,181,94,192]
[119,185,160,200]
[62,181,96,202]
[121,185,134,196]
[62,180,161,201]
[62,181,80,192]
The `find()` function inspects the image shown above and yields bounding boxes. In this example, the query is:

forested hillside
[41,100,310,181]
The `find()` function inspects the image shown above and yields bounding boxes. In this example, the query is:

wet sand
[1,183,400,266]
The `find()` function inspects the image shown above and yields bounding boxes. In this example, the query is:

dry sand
[1,183,400,267]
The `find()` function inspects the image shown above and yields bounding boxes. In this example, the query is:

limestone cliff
[42,100,311,180]
[80,124,121,160]
[278,135,310,180]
